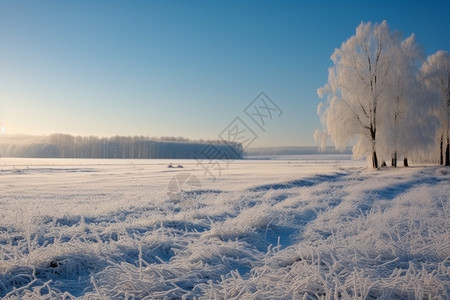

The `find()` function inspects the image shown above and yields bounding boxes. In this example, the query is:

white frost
[0,158,448,299]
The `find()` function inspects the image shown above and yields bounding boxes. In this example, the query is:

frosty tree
[420,51,450,166]
[315,21,439,168]
[378,34,433,167]
[316,21,400,168]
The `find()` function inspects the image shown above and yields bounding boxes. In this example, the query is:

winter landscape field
[0,157,448,299]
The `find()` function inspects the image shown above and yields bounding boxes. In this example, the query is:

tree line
[0,134,243,159]
[316,21,450,168]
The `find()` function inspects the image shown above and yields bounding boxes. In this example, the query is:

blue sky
[1,0,449,147]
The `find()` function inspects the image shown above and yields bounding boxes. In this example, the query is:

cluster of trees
[316,21,450,168]
[0,134,243,159]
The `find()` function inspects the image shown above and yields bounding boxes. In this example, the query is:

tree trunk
[372,151,378,169]
[391,151,397,167]
[445,137,450,166]
[403,157,409,167]
[391,158,396,167]
[440,134,444,165]
[370,125,378,168]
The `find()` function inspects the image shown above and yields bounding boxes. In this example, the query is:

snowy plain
[0,156,449,299]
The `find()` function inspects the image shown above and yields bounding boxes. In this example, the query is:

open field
[0,157,449,299]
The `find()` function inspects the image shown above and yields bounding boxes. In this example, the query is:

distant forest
[245,146,352,156]
[0,134,243,159]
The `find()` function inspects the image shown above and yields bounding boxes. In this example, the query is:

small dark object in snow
[168,163,183,168]
[111,232,118,241]
[49,260,58,268]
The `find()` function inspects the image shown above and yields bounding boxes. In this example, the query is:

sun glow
[1,124,5,134]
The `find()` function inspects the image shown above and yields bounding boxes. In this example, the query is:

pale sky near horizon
[1,0,449,147]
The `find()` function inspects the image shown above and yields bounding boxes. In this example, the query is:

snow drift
[0,158,448,299]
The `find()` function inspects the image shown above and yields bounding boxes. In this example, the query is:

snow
[0,157,449,299]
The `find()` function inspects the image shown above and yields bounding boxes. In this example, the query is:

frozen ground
[0,157,448,299]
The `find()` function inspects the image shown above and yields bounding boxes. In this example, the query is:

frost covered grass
[0,158,449,299]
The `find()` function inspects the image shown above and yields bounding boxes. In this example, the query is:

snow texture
[0,157,449,299]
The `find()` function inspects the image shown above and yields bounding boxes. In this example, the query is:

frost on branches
[316,20,449,168]
[421,51,450,166]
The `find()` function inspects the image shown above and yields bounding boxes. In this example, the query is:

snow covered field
[0,157,449,299]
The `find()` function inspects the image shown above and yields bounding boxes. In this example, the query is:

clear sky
[1,0,449,147]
